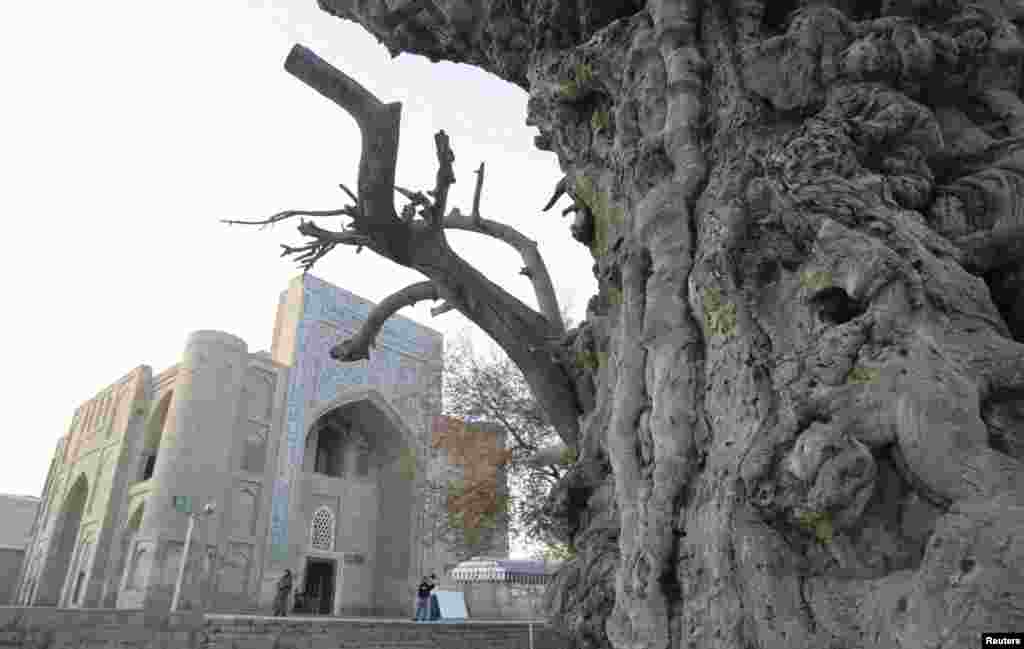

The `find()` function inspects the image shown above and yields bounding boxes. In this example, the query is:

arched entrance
[299,392,417,616]
[34,474,89,606]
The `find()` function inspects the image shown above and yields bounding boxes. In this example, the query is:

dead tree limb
[430,302,457,317]
[235,45,582,446]
[330,281,442,361]
[284,44,415,263]
[223,207,353,228]
[444,162,566,333]
[430,130,456,228]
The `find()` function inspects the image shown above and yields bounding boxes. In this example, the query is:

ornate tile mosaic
[269,275,442,562]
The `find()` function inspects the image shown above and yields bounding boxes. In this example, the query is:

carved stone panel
[127,541,153,591]
[221,543,252,594]
[232,484,260,539]
[241,422,268,474]
[243,370,275,422]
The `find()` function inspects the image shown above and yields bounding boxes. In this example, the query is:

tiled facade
[15,275,473,615]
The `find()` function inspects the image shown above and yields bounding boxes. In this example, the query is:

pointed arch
[303,388,420,615]
[305,388,416,450]
[34,473,89,606]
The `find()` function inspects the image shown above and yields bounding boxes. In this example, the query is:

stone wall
[0,496,40,549]
[0,549,24,604]
[0,608,568,649]
[461,581,548,621]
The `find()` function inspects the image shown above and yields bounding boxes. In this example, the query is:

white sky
[0,1,596,501]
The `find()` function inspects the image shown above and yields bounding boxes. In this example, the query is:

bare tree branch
[542,176,569,213]
[274,221,374,271]
[442,163,565,333]
[266,46,581,446]
[285,45,410,246]
[330,281,441,361]
[279,240,336,272]
[394,185,433,224]
[223,208,353,228]
[430,130,456,228]
[430,301,457,317]
[471,162,485,218]
[337,183,359,205]
[295,220,372,245]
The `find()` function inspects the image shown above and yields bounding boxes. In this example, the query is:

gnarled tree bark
[239,2,1024,647]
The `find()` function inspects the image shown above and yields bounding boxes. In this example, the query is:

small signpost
[173,496,192,514]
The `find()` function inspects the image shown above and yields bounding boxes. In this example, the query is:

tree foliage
[426,408,512,559]
[443,331,568,552]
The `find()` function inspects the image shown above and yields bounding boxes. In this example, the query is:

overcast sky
[0,0,595,512]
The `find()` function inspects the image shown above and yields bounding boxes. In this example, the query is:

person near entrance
[273,569,293,617]
[414,574,436,621]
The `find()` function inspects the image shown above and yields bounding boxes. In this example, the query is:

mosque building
[14,275,507,615]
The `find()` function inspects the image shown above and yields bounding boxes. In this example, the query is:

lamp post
[337,552,345,617]
[170,501,215,612]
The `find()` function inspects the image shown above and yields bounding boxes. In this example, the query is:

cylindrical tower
[135,330,248,610]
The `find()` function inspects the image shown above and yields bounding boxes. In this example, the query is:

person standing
[273,569,293,617]
[414,574,435,621]
[428,574,441,621]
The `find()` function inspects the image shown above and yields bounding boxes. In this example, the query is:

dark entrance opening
[302,558,336,615]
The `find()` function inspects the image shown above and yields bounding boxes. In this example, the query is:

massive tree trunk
[313,1,1024,647]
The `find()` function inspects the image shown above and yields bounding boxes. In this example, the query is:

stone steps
[0,607,569,649]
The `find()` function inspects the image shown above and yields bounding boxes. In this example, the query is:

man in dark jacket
[428,573,441,620]
[414,574,435,621]
[273,569,293,617]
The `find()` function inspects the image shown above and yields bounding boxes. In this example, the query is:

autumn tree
[423,409,513,560]
[232,2,1024,648]
[442,332,573,555]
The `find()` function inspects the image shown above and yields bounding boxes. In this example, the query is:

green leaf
[799,270,833,291]
[847,365,880,384]
[702,287,737,338]
[796,510,834,544]
[559,446,577,466]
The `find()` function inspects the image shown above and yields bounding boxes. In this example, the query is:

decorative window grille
[310,507,335,551]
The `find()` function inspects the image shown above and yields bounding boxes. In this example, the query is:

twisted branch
[284,44,406,237]
[275,221,372,271]
[443,162,565,333]
[231,44,581,445]
[223,207,353,229]
[542,176,569,212]
[430,302,457,316]
[430,130,456,228]
[330,281,442,361]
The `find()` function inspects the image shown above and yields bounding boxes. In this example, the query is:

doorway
[302,558,336,615]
